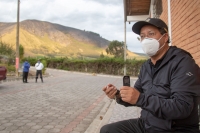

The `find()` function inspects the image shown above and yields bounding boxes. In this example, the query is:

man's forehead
[140,25,159,32]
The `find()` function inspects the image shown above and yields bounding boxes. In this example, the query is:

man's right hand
[102,84,118,99]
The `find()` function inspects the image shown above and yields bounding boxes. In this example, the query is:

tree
[0,42,15,57]
[106,40,125,58]
[19,44,24,61]
[99,52,105,58]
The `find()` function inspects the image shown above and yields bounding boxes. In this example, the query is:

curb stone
[85,98,116,133]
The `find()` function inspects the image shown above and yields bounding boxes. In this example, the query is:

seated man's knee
[100,123,115,133]
[100,124,109,133]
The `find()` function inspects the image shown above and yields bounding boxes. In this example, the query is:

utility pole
[168,0,172,46]
[124,21,127,75]
[16,0,20,76]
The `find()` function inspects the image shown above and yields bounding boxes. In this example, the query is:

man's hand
[120,86,140,104]
[102,84,118,99]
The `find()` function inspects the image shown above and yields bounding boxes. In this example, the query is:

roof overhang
[123,0,151,22]
[127,15,150,22]
[123,0,163,22]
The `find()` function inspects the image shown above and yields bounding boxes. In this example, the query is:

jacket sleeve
[116,98,134,106]
[136,56,200,120]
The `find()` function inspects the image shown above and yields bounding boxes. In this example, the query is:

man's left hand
[120,86,140,104]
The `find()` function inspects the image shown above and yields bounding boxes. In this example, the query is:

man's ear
[165,33,169,43]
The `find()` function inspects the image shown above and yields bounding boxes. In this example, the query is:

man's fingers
[120,86,130,91]
[102,84,119,99]
[109,89,117,98]
[105,87,111,94]
[102,86,107,91]
[107,89,117,99]
[107,84,113,87]
[103,84,113,92]
[105,86,116,94]
[120,87,140,104]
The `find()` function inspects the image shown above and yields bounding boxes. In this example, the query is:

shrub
[22,57,146,76]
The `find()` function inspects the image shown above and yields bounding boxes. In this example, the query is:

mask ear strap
[158,42,166,51]
[158,33,166,41]
[157,34,167,51]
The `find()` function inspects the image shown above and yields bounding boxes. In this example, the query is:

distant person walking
[35,59,44,83]
[22,60,30,83]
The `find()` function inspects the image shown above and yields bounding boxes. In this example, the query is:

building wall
[160,0,200,66]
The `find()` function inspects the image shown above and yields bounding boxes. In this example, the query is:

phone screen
[123,76,130,86]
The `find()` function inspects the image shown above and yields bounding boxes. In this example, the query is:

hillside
[0,20,146,59]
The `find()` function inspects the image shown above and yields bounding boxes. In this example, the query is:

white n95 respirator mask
[141,34,165,57]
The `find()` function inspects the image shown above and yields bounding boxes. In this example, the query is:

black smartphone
[123,76,130,86]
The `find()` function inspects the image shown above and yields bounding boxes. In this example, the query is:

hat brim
[132,21,158,35]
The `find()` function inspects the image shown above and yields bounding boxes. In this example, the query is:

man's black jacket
[118,46,200,132]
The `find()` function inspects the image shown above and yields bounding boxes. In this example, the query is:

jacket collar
[145,46,180,77]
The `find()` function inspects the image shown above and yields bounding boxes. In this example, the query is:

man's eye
[149,32,155,36]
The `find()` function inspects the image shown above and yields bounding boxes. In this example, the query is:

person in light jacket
[35,59,44,83]
[22,60,30,83]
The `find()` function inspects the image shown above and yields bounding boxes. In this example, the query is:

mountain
[0,20,146,59]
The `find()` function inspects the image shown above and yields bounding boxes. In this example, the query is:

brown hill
[19,20,109,48]
[0,20,109,57]
[0,20,146,59]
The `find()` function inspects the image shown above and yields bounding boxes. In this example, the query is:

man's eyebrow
[140,31,150,34]
[140,32,148,34]
[140,30,155,33]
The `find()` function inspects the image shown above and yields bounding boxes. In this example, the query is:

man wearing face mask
[101,18,200,133]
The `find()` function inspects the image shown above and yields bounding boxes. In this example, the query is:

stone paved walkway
[108,103,141,124]
[108,81,141,124]
[0,68,123,133]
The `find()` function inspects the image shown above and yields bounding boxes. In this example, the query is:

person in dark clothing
[101,18,200,133]
[35,59,44,83]
[22,60,30,83]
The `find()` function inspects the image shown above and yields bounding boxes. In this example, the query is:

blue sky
[0,0,143,53]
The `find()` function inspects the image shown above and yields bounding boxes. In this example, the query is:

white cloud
[0,1,17,22]
[0,0,144,53]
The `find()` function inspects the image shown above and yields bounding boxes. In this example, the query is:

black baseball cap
[132,18,168,35]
